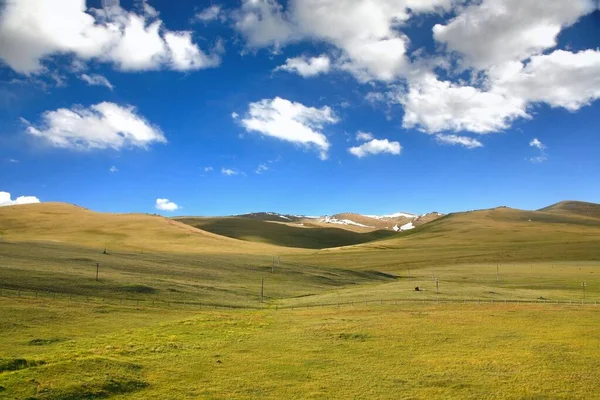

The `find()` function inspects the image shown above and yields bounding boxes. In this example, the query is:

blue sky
[1,0,599,216]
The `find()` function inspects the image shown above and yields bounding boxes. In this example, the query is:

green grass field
[1,202,600,399]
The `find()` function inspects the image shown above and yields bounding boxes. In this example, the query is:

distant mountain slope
[175,217,399,249]
[539,200,600,220]
[294,206,600,270]
[311,212,444,231]
[0,202,283,254]
[235,212,303,223]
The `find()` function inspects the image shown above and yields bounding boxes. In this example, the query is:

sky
[1,0,599,216]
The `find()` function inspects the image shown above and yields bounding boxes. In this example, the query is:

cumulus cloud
[275,55,330,77]
[80,73,114,90]
[238,97,338,159]
[204,166,214,172]
[23,102,166,150]
[234,0,452,81]
[348,138,401,158]
[164,31,221,71]
[0,191,41,207]
[0,0,221,74]
[155,198,179,211]
[491,50,600,111]
[436,134,483,149]
[233,0,600,140]
[400,73,528,134]
[433,0,595,69]
[109,165,119,172]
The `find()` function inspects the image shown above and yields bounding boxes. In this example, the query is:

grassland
[176,216,398,249]
[1,202,600,399]
[1,298,599,399]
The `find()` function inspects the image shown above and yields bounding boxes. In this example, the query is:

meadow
[1,202,600,399]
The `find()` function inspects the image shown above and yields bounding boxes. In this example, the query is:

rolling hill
[539,200,600,219]
[175,216,399,249]
[288,204,600,270]
[0,202,287,254]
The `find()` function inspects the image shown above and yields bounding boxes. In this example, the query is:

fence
[1,287,598,311]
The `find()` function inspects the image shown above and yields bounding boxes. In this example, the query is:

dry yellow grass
[0,203,300,255]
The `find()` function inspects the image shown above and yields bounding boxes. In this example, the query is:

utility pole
[96,263,99,281]
[436,278,439,294]
[260,278,264,303]
[582,282,586,299]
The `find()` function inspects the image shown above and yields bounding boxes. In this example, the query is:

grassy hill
[289,206,600,271]
[0,202,287,254]
[539,200,600,219]
[175,216,399,249]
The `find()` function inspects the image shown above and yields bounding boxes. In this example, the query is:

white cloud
[204,166,214,172]
[492,50,600,112]
[231,112,239,119]
[109,165,119,172]
[239,97,338,159]
[164,31,221,71]
[23,102,166,150]
[233,0,296,49]
[365,92,386,105]
[80,73,114,90]
[356,131,374,141]
[193,5,223,23]
[348,138,401,158]
[8,159,19,163]
[141,0,159,18]
[433,0,595,69]
[400,48,600,135]
[436,134,483,149]
[400,73,528,134]
[0,0,221,74]
[255,163,269,174]
[275,55,330,77]
[529,138,545,150]
[0,191,41,207]
[155,198,179,211]
[234,0,452,81]
[221,168,239,176]
[528,138,548,163]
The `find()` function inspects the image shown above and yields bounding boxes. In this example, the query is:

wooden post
[96,263,99,281]
[582,282,586,299]
[260,278,264,303]
[436,278,439,294]
[496,263,499,283]
[272,256,275,274]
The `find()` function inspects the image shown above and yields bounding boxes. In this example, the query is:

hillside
[539,200,600,219]
[175,216,399,249]
[0,202,286,254]
[290,206,600,270]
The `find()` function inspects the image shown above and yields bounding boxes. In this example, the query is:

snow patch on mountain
[366,212,417,219]
[319,216,372,228]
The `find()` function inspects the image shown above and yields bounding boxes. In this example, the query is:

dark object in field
[414,287,420,291]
